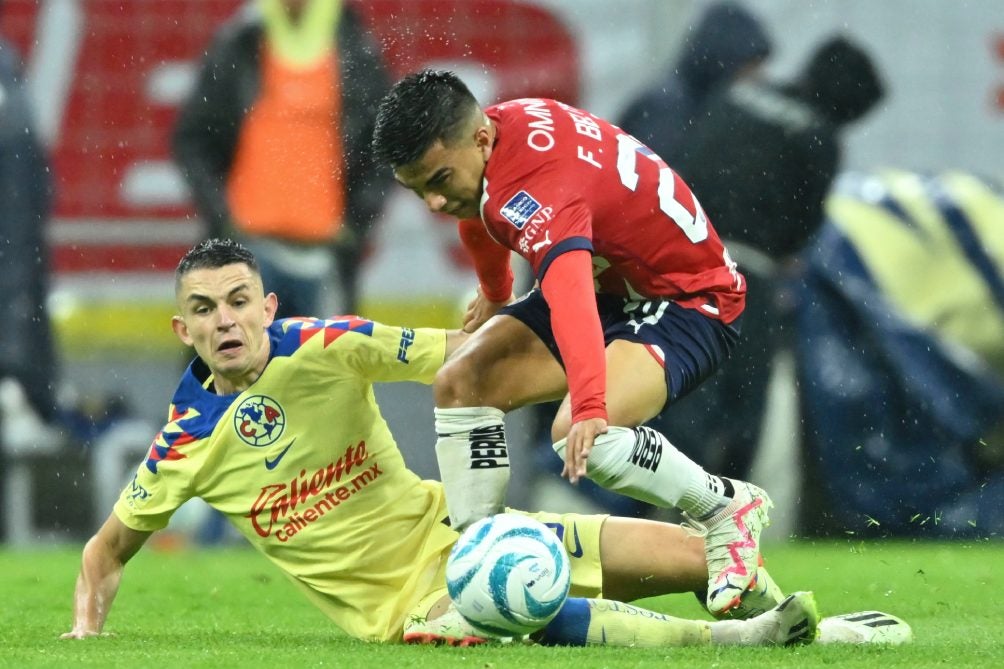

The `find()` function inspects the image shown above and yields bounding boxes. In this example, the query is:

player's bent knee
[433,356,485,406]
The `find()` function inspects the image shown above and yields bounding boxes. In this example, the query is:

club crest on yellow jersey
[234,395,286,447]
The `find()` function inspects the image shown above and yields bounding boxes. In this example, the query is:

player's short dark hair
[371,69,481,168]
[175,238,259,291]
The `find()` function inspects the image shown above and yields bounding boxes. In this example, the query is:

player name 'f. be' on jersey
[480,98,745,323]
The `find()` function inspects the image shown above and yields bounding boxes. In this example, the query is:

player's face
[393,124,494,220]
[172,263,278,394]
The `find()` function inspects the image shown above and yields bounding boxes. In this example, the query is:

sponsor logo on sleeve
[500,190,542,230]
[124,473,151,509]
[397,328,415,363]
[517,205,555,253]
[531,230,552,252]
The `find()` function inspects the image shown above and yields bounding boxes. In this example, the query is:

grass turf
[1,539,1001,668]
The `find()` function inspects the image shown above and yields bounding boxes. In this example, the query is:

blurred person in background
[0,34,60,450]
[659,35,885,481]
[794,169,1004,537]
[173,0,390,319]
[617,1,771,166]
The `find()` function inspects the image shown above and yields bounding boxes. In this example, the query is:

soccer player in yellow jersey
[61,238,834,647]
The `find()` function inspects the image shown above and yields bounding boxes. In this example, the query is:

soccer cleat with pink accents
[684,478,774,616]
[716,562,786,620]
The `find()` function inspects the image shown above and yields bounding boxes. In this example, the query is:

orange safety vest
[227,45,345,243]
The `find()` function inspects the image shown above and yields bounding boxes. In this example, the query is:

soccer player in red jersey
[372,70,768,616]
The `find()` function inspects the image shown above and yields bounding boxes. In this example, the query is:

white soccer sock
[553,426,729,518]
[708,619,753,645]
[435,407,509,531]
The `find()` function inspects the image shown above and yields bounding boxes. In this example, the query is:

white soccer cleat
[402,604,495,647]
[686,479,774,615]
[739,591,819,646]
[818,611,913,645]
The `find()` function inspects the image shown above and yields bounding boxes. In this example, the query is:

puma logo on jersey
[531,230,552,252]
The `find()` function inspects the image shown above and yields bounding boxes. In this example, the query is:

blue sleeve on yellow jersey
[145,356,235,473]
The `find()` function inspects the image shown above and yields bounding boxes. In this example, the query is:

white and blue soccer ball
[446,513,571,637]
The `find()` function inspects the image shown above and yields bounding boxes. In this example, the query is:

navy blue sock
[535,598,591,646]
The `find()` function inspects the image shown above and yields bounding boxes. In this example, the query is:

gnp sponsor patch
[499,190,541,230]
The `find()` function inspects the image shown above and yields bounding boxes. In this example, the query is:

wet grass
[2,539,1001,668]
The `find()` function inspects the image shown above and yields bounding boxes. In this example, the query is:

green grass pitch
[2,540,1001,668]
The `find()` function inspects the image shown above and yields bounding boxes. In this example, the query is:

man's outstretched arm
[62,515,151,639]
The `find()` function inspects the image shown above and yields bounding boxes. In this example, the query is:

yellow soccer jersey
[114,317,459,642]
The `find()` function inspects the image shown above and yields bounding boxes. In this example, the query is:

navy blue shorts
[499,289,741,404]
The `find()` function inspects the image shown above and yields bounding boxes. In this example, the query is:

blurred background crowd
[1,0,1001,546]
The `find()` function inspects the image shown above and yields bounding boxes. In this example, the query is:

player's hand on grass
[462,287,513,333]
[562,417,607,484]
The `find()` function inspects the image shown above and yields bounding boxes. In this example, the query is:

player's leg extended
[591,514,906,643]
[598,516,707,602]
[401,579,817,649]
[536,591,818,648]
[596,518,908,643]
[551,338,774,616]
[520,511,708,604]
[434,314,567,530]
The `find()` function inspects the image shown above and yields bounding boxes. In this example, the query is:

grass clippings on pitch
[1,540,1001,669]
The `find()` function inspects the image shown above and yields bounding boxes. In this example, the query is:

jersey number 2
[616,134,708,243]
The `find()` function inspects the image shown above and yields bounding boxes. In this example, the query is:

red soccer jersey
[461,98,746,422]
